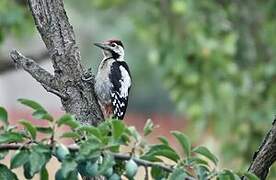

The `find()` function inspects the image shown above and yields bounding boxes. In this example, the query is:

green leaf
[32,144,52,165]
[37,127,53,134]
[19,119,37,139]
[18,99,53,121]
[197,165,209,180]
[243,172,259,180]
[188,157,209,166]
[56,168,78,180]
[0,132,24,144]
[219,169,240,180]
[32,110,53,121]
[193,146,218,165]
[158,136,169,145]
[60,132,81,140]
[55,169,64,180]
[60,159,78,178]
[32,144,52,154]
[57,114,79,129]
[0,107,8,128]
[77,160,98,177]
[29,151,46,176]
[143,119,154,136]
[151,165,168,179]
[0,164,18,180]
[142,144,180,162]
[79,138,102,158]
[23,162,33,179]
[171,131,191,157]
[67,171,78,180]
[141,155,163,162]
[18,98,45,111]
[0,150,8,160]
[98,154,115,175]
[127,126,141,142]
[169,168,188,180]
[40,166,49,180]
[98,121,112,136]
[55,144,70,162]
[10,150,29,169]
[111,120,125,140]
[78,126,102,140]
[102,167,113,177]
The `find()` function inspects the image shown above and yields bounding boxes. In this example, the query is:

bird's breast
[95,60,114,104]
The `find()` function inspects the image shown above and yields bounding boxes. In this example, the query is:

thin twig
[144,166,149,180]
[0,143,174,173]
[111,153,173,173]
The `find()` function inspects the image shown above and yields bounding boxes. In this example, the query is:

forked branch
[10,50,68,99]
[10,0,103,126]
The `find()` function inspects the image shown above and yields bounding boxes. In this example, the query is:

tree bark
[247,119,276,180]
[10,0,103,126]
[9,0,104,179]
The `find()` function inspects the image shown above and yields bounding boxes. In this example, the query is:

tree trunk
[10,0,103,125]
[10,0,104,179]
[247,119,276,180]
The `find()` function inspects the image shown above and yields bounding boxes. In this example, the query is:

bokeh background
[0,0,276,179]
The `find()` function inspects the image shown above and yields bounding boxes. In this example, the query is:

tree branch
[22,0,103,126]
[0,143,174,173]
[10,50,68,100]
[247,119,276,180]
[111,153,173,173]
[10,0,103,125]
[0,51,48,74]
[10,1,104,178]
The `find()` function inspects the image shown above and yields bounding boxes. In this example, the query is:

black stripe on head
[107,39,124,48]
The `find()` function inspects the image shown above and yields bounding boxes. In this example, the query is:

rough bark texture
[9,0,104,179]
[0,51,48,74]
[10,0,103,126]
[247,119,276,180]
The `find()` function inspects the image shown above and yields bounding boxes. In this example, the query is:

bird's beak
[94,42,109,50]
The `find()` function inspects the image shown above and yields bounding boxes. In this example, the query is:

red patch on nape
[106,39,124,48]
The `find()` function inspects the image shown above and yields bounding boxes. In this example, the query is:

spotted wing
[109,61,131,120]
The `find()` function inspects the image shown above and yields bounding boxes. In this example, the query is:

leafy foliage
[76,0,276,172]
[0,99,260,179]
[2,0,274,175]
[0,107,8,128]
[0,0,33,43]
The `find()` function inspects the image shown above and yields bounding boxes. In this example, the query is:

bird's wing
[109,61,131,120]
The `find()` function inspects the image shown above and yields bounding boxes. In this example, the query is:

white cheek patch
[119,66,131,98]
[115,46,125,61]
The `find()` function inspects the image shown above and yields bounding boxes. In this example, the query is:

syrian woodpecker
[94,39,131,120]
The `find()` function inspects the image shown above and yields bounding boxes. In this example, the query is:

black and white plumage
[94,39,131,120]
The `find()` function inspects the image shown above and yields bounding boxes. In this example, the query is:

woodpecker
[94,39,131,120]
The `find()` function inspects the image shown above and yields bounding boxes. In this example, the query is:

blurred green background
[0,0,276,179]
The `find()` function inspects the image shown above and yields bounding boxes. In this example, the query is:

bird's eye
[111,43,116,47]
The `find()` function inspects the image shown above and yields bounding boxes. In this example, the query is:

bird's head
[94,39,125,61]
